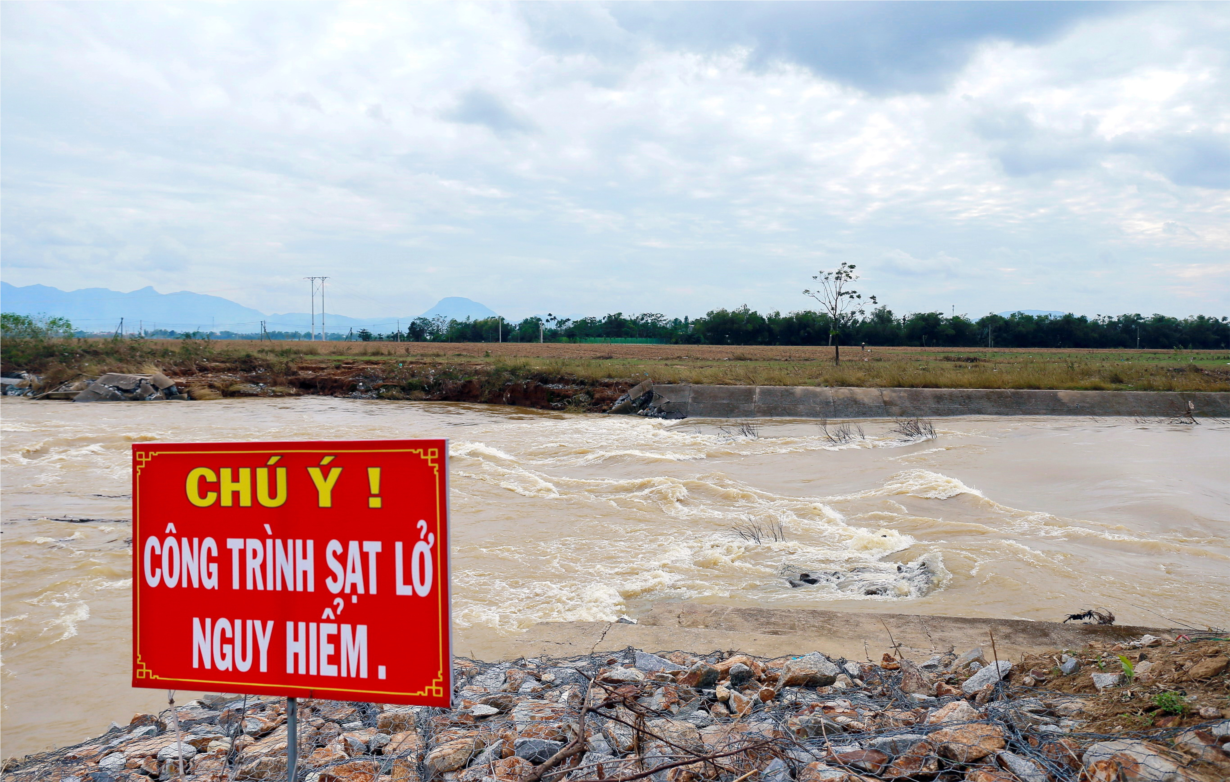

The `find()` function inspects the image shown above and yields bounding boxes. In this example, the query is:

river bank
[3,340,1229,415]
[4,625,1227,781]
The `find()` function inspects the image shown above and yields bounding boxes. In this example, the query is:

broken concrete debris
[606,380,684,419]
[1,371,186,401]
[6,634,1228,782]
[73,372,183,402]
[0,371,38,396]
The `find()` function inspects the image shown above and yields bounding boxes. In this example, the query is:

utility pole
[304,276,329,340]
[307,278,315,340]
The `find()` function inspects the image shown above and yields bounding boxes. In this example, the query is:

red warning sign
[131,440,451,706]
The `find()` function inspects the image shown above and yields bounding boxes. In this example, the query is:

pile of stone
[1,371,38,396]
[4,644,1227,782]
[73,373,184,402]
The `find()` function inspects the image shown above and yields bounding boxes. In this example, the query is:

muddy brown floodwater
[2,397,1228,758]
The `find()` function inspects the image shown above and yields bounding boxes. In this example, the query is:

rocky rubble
[73,373,184,402]
[4,637,1227,782]
[606,381,683,419]
[0,371,185,401]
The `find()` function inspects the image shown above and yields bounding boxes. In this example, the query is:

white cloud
[2,2,1228,319]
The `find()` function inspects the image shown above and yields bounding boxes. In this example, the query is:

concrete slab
[498,603,1170,664]
[640,603,1166,661]
[650,384,692,417]
[830,388,887,418]
[753,386,829,418]
[636,385,1230,419]
[687,384,756,418]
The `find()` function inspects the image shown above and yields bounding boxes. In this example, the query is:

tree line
[4,310,1228,350]
[354,309,1229,350]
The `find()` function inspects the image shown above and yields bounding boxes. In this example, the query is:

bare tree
[803,262,876,365]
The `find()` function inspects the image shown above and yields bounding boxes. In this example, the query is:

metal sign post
[287,697,297,781]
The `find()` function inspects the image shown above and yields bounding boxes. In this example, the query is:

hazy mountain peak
[421,297,498,321]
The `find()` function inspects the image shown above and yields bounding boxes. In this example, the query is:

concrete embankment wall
[651,384,1230,419]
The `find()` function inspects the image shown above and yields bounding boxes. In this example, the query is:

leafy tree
[1,313,74,339]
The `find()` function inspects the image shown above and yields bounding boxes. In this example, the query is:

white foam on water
[47,602,90,643]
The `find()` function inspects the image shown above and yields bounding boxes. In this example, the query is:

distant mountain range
[997,310,1066,317]
[0,282,498,334]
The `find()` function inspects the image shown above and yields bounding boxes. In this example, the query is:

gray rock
[545,667,589,687]
[761,758,791,782]
[569,752,623,781]
[954,648,987,670]
[962,661,1013,694]
[342,734,368,755]
[987,698,1047,718]
[986,698,1054,729]
[469,704,500,718]
[921,655,945,670]
[969,661,983,672]
[777,653,841,688]
[601,667,645,684]
[471,743,503,768]
[842,661,862,678]
[342,721,364,730]
[515,738,564,765]
[1060,654,1080,676]
[635,651,683,672]
[793,714,845,737]
[906,693,937,705]
[369,734,391,753]
[869,734,928,755]
[602,717,637,755]
[472,663,512,690]
[728,663,754,687]
[1091,672,1122,691]
[98,753,126,771]
[681,708,713,729]
[586,737,612,756]
[157,742,198,762]
[998,751,1046,782]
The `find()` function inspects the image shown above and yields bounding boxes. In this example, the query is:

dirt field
[6,340,1229,407]
[164,339,1230,366]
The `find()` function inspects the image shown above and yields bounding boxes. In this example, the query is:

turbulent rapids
[2,396,1228,758]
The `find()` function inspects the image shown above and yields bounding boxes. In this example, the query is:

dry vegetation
[4,339,1229,406]
[170,339,1228,392]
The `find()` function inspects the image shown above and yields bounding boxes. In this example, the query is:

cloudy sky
[3,1,1228,320]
